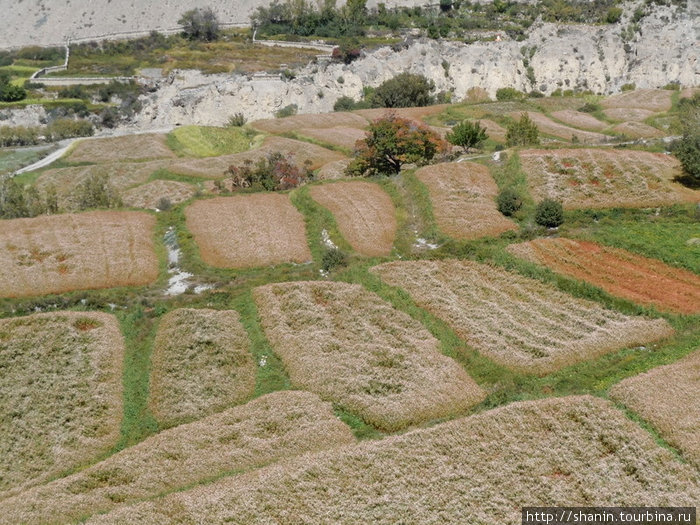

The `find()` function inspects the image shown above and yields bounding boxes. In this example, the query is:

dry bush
[86,396,700,525]
[309,181,397,256]
[298,126,367,150]
[0,211,158,298]
[150,309,256,426]
[317,159,352,180]
[66,134,176,163]
[121,180,197,209]
[415,161,518,240]
[601,89,672,112]
[603,107,656,122]
[254,281,485,431]
[185,195,311,268]
[612,121,664,139]
[508,111,608,143]
[551,110,608,131]
[0,312,123,498]
[610,350,700,468]
[520,148,698,209]
[371,260,673,374]
[250,112,369,134]
[507,238,700,315]
[0,391,354,524]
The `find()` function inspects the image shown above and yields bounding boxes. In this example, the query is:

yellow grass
[253,281,486,431]
[415,161,518,240]
[603,107,656,122]
[520,148,698,209]
[371,260,673,374]
[551,110,608,131]
[0,312,123,498]
[86,396,700,525]
[250,112,368,134]
[121,180,197,210]
[601,89,673,112]
[612,121,664,139]
[309,181,397,256]
[0,391,354,525]
[66,134,176,163]
[298,126,366,150]
[509,111,608,143]
[0,211,159,298]
[185,195,311,268]
[150,309,256,427]
[317,159,351,180]
[610,349,700,468]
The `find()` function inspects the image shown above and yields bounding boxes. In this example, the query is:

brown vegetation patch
[185,195,311,268]
[86,396,700,525]
[355,104,449,123]
[1,391,353,524]
[0,312,123,497]
[520,148,698,209]
[66,134,176,163]
[371,260,673,374]
[550,110,608,131]
[601,89,673,112]
[603,107,656,122]
[415,161,518,240]
[317,158,352,180]
[309,181,397,256]
[509,111,608,143]
[610,350,700,467]
[298,126,366,150]
[121,180,197,209]
[612,121,664,139]
[507,238,700,314]
[0,211,158,298]
[250,112,368,134]
[254,281,485,431]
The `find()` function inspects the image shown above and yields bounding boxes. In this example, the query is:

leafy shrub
[46,119,94,141]
[321,248,348,272]
[333,96,358,111]
[75,174,123,210]
[227,152,311,191]
[179,8,220,41]
[58,85,89,100]
[496,188,523,216]
[0,83,26,102]
[578,102,601,113]
[604,7,623,23]
[672,94,700,184]
[446,120,488,150]
[496,87,525,101]
[275,104,298,118]
[228,113,247,127]
[332,38,362,64]
[621,82,636,91]
[157,197,172,211]
[506,113,539,146]
[535,198,564,227]
[371,73,435,108]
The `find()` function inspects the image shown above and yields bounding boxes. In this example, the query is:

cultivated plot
[86,396,700,525]
[0,312,123,497]
[0,392,354,525]
[507,238,700,314]
[612,121,664,139]
[355,104,449,123]
[121,179,197,210]
[66,134,176,163]
[550,109,608,131]
[509,111,608,143]
[185,195,311,268]
[601,89,673,112]
[317,158,351,180]
[150,309,256,426]
[298,126,366,150]
[250,112,369,134]
[603,107,656,122]
[0,211,158,298]
[309,181,397,256]
[371,260,673,374]
[254,281,485,431]
[610,350,700,467]
[415,161,518,240]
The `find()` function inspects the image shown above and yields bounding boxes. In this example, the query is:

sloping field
[0,391,354,525]
[86,396,700,525]
[298,126,367,150]
[317,158,352,180]
[254,281,485,431]
[121,179,197,210]
[601,89,673,112]
[309,181,397,256]
[150,309,256,426]
[520,148,698,209]
[610,350,700,468]
[185,195,311,268]
[169,136,345,178]
[66,134,176,164]
[550,110,608,131]
[371,260,673,374]
[507,238,700,314]
[0,312,123,497]
[476,118,508,142]
[612,121,664,138]
[603,107,656,122]
[509,111,608,143]
[0,211,158,298]
[167,126,253,158]
[415,161,518,240]
[355,104,449,123]
[250,112,368,134]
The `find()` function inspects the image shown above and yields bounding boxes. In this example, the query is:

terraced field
[601,88,673,112]
[297,126,366,149]
[250,112,369,134]
[66,134,176,163]
[509,111,608,143]
[550,109,608,131]
[121,179,197,209]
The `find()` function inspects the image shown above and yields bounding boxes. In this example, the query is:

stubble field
[601,89,673,112]
[66,134,176,164]
[121,179,197,210]
[509,111,608,143]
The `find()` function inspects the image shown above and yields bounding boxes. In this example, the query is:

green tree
[535,198,564,227]
[75,174,122,210]
[371,73,435,108]
[446,120,488,150]
[496,188,522,216]
[672,94,700,184]
[506,113,539,146]
[179,8,220,41]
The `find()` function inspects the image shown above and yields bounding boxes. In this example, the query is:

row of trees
[0,120,94,147]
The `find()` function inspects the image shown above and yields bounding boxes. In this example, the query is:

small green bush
[578,102,601,113]
[535,198,564,227]
[371,73,435,108]
[333,96,357,111]
[321,248,348,272]
[621,82,636,92]
[446,120,488,150]
[496,188,523,216]
[228,113,247,127]
[495,87,525,101]
[505,113,539,147]
[275,104,298,118]
[604,7,623,23]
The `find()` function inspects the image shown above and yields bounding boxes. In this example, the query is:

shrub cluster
[505,113,539,147]
[496,188,523,216]
[226,152,312,191]
[535,198,564,227]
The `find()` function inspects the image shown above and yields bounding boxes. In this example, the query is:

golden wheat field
[298,126,367,150]
[550,110,608,131]
[509,111,608,143]
[250,112,369,134]
[149,309,256,426]
[309,181,397,256]
[612,121,665,139]
[610,350,700,468]
[0,312,124,498]
[602,107,656,122]
[0,211,159,298]
[85,396,700,525]
[66,134,176,163]
[185,195,311,268]
[0,391,354,525]
[520,148,698,208]
[254,281,485,431]
[415,161,518,240]
[121,179,197,209]
[371,260,673,374]
[601,88,673,112]
[507,238,700,314]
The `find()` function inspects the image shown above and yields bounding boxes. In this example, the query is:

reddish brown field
[310,181,397,256]
[66,134,176,163]
[601,89,673,112]
[298,126,367,150]
[185,195,311,268]
[509,111,608,143]
[612,121,664,138]
[250,112,368,134]
[415,161,518,240]
[121,179,197,209]
[550,110,608,131]
[0,211,158,297]
[507,238,700,314]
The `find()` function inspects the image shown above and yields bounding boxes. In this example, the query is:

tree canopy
[179,8,220,42]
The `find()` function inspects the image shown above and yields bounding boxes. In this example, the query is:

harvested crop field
[355,104,449,123]
[612,121,664,138]
[603,107,656,122]
[610,350,700,468]
[309,181,397,256]
[0,312,123,497]
[121,179,197,209]
[601,89,672,112]
[250,112,368,134]
[254,281,485,431]
[520,148,698,209]
[185,195,311,268]
[0,391,354,525]
[509,111,608,143]
[550,110,608,131]
[317,158,351,180]
[507,238,700,314]
[86,396,700,525]
[475,118,507,142]
[0,211,158,298]
[415,161,518,240]
[371,260,673,374]
[298,126,366,150]
[66,134,176,163]
[150,309,255,426]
